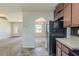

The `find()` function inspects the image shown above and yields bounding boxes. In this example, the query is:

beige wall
[0,10,23,39]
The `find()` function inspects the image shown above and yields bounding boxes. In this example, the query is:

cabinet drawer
[56,41,61,48]
[62,45,69,54]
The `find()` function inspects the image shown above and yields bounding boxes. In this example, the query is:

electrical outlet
[77,30,79,34]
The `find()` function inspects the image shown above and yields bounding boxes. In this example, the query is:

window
[35,24,42,33]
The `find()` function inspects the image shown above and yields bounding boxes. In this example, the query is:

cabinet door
[62,51,68,56]
[56,46,61,56]
[64,4,71,27]
[55,3,64,14]
[62,45,69,54]
[64,3,70,8]
[72,4,79,27]
[55,10,63,20]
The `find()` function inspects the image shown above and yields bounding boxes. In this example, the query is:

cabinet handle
[72,24,79,26]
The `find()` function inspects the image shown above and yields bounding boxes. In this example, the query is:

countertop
[56,36,79,50]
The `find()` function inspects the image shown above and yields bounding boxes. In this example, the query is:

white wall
[6,11,23,37]
[0,18,11,39]
[6,11,23,22]
[0,11,23,22]
[11,22,23,36]
[0,10,23,39]
[22,11,54,48]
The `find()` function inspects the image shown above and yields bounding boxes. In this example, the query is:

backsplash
[71,27,79,36]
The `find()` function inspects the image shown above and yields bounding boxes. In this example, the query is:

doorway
[35,17,47,48]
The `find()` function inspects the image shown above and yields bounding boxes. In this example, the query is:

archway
[34,17,47,48]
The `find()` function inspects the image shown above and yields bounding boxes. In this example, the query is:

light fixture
[35,17,46,25]
[0,17,7,20]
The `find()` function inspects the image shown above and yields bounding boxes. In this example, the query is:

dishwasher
[68,50,79,56]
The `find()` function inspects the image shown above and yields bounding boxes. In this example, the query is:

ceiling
[0,3,57,12]
[0,3,58,22]
[21,3,57,12]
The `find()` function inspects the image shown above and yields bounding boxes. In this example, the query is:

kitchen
[49,3,79,56]
[0,3,79,56]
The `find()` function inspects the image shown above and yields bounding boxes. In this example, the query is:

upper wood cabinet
[57,3,64,11]
[54,4,64,15]
[55,10,63,20]
[64,3,71,8]
[72,4,79,27]
[54,3,64,21]
[55,3,79,28]
[64,4,71,27]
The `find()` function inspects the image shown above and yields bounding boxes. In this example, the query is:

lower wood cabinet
[62,51,69,56]
[62,45,69,54]
[56,41,69,56]
[56,41,62,56]
[56,46,61,56]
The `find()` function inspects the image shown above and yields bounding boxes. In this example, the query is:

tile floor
[21,36,48,56]
[0,35,48,56]
[0,36,21,56]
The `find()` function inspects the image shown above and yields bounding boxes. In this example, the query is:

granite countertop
[56,36,79,50]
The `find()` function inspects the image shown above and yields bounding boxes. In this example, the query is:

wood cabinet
[56,46,61,56]
[72,4,79,27]
[55,3,64,14]
[62,51,69,56]
[54,3,64,21]
[64,4,71,27]
[56,41,69,56]
[62,45,69,54]
[55,3,79,28]
[55,10,63,20]
[56,41,62,56]
[64,3,70,8]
